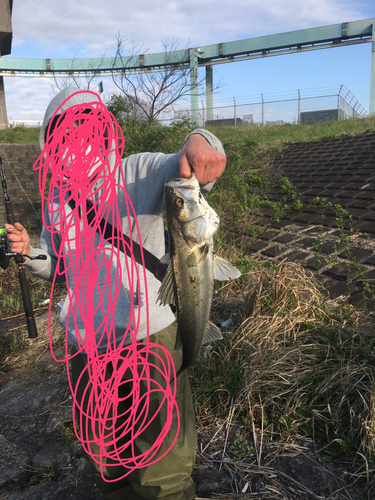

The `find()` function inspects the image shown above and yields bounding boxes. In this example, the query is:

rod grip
[4,200,15,224]
[5,199,38,339]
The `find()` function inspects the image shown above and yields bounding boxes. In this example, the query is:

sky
[2,0,375,125]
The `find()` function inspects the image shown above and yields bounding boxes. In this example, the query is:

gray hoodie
[25,87,225,351]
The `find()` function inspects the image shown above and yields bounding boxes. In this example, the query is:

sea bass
[158,174,241,377]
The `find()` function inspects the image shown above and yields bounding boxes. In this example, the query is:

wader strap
[67,197,167,282]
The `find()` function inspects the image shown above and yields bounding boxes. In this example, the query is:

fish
[158,174,241,377]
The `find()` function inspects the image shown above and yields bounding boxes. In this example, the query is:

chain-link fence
[170,85,367,127]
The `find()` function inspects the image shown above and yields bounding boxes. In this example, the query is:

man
[6,87,226,499]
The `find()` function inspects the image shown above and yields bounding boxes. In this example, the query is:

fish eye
[174,197,184,209]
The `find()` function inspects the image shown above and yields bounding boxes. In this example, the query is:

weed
[61,421,77,442]
[11,466,58,491]
[0,328,26,363]
[192,260,375,483]
[0,126,39,144]
[230,432,256,461]
[363,282,375,302]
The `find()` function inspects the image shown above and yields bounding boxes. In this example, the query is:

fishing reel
[0,226,46,270]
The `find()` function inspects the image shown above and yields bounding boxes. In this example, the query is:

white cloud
[179,0,366,41]
[11,0,368,56]
[4,76,118,121]
[5,77,57,122]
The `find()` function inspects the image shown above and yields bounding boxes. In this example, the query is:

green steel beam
[198,37,371,67]
[206,65,213,121]
[198,19,374,62]
[0,18,374,113]
[0,19,373,76]
[189,48,199,125]
[0,50,191,75]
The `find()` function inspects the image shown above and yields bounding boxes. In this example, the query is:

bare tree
[112,36,220,121]
[119,94,150,120]
[51,54,106,94]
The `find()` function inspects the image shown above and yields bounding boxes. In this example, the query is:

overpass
[0,17,374,123]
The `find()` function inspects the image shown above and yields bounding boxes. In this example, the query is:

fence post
[189,48,199,125]
[206,65,213,123]
[261,93,264,126]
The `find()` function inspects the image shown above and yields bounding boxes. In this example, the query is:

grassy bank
[198,116,375,497]
[211,113,375,145]
[0,125,40,144]
[3,113,375,149]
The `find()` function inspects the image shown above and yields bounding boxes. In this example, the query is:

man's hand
[5,222,31,258]
[179,133,226,185]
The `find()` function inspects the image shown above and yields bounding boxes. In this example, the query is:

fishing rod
[0,155,46,339]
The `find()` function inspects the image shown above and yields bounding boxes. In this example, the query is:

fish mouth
[165,174,198,189]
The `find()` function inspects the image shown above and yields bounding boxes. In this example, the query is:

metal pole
[261,93,264,126]
[190,48,199,125]
[298,89,301,125]
[233,97,237,126]
[0,77,8,129]
[370,37,375,115]
[338,84,343,111]
[206,65,213,122]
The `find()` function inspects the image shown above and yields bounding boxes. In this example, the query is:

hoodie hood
[39,87,102,151]
[38,87,123,208]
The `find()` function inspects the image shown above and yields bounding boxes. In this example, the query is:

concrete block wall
[0,144,42,227]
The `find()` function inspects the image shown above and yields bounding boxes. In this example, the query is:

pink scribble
[33,90,179,480]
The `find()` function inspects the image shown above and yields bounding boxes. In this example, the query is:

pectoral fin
[214,255,241,281]
[186,244,209,267]
[160,252,171,264]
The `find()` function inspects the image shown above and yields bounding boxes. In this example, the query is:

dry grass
[191,260,375,498]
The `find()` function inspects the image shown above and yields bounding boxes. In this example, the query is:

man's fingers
[5,223,23,234]
[179,153,192,179]
[14,222,25,232]
[179,134,226,184]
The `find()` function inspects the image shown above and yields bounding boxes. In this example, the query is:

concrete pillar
[206,65,213,123]
[370,38,375,115]
[189,48,199,125]
[0,76,8,129]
